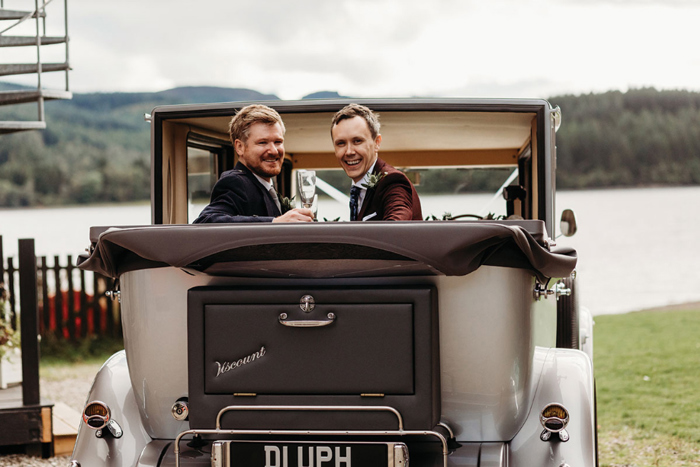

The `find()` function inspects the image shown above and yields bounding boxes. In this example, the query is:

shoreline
[630,301,700,314]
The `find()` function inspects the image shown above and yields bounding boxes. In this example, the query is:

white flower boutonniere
[279,195,295,213]
[361,171,388,190]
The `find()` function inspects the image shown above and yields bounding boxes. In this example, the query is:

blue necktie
[349,186,361,221]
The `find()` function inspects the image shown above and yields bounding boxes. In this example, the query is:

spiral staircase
[0,0,71,134]
[0,1,76,457]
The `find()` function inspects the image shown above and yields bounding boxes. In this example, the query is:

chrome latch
[105,289,120,302]
[554,280,571,300]
[105,279,120,303]
[534,283,554,300]
[299,294,315,313]
[534,281,571,301]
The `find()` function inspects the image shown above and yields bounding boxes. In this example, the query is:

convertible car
[71,98,596,467]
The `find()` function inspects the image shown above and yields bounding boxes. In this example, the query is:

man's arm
[193,175,275,224]
[193,175,314,223]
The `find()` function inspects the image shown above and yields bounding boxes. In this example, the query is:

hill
[550,89,700,188]
[0,86,282,206]
[0,86,699,207]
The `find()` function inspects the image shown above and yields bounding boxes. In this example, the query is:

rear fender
[71,350,152,467]
[509,347,596,466]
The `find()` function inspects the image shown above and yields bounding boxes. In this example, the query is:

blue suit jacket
[193,162,281,223]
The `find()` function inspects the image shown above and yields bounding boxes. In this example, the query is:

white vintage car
[71,98,596,467]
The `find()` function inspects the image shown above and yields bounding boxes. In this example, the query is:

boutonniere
[426,212,453,221]
[278,195,295,213]
[361,171,388,190]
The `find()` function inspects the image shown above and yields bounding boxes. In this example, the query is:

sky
[2,0,699,99]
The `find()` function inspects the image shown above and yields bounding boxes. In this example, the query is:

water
[1,187,699,315]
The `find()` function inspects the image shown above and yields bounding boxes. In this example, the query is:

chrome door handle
[278,312,336,327]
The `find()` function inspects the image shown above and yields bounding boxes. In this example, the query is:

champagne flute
[296,170,317,209]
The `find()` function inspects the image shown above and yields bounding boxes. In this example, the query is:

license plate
[211,440,408,467]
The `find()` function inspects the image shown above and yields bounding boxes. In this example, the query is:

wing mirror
[559,209,578,237]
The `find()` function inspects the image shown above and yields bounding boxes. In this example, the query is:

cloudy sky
[3,0,699,99]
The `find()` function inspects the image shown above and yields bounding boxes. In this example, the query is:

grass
[595,307,700,466]
[39,334,124,365]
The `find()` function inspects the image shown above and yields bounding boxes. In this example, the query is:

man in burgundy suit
[331,104,422,221]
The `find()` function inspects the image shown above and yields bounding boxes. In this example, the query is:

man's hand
[272,208,314,223]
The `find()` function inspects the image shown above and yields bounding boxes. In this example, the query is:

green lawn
[595,308,700,466]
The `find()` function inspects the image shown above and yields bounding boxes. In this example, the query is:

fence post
[53,256,63,339]
[102,276,115,337]
[40,256,50,336]
[19,239,41,406]
[92,272,101,335]
[79,269,88,338]
[7,257,17,329]
[66,255,75,341]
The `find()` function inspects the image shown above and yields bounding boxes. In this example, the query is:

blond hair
[229,104,285,146]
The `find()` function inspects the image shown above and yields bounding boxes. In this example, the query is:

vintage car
[71,98,596,467]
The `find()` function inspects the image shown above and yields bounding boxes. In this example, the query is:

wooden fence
[1,235,121,340]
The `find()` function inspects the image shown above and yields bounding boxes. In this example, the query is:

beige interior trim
[518,134,532,156]
[186,126,230,143]
[162,121,191,224]
[530,116,538,220]
[172,111,535,154]
[291,149,520,170]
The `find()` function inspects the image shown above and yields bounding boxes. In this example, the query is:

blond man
[194,104,313,223]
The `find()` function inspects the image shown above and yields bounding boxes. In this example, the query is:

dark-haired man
[194,104,313,223]
[331,104,422,221]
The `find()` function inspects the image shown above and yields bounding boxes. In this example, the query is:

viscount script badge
[215,346,266,377]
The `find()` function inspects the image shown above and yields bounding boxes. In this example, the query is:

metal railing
[0,0,71,133]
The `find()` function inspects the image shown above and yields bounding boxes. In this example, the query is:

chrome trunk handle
[278,312,335,327]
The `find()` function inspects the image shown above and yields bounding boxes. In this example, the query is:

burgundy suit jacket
[357,158,422,221]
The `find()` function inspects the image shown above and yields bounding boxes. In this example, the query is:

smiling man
[194,105,313,223]
[331,104,422,221]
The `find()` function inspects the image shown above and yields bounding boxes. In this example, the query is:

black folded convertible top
[77,221,576,282]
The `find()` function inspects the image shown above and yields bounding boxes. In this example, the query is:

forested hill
[549,89,700,188]
[0,85,698,207]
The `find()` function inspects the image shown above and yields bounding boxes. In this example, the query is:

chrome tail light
[82,400,122,438]
[540,403,570,442]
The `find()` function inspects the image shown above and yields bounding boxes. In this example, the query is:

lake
[1,186,699,315]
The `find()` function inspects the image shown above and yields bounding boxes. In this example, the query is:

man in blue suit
[194,105,314,223]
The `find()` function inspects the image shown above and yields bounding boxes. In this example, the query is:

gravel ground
[0,362,102,467]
